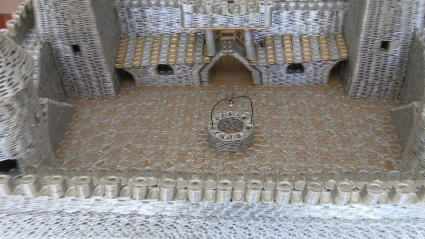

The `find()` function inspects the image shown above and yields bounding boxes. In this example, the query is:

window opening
[0,159,18,173]
[380,41,391,53]
[71,45,81,55]
[157,64,174,75]
[287,63,305,74]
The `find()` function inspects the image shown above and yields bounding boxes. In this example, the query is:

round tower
[0,32,55,172]
[342,0,423,99]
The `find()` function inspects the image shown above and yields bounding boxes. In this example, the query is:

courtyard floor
[56,80,403,175]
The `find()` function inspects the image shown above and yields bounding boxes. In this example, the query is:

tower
[0,32,55,172]
[33,0,121,99]
[342,0,423,99]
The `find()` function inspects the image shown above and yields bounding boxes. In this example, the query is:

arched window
[287,63,305,74]
[157,64,174,75]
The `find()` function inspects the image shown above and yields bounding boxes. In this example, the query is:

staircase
[215,29,244,44]
[216,29,244,52]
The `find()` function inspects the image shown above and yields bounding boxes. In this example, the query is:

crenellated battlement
[114,0,349,11]
[4,0,34,45]
[1,169,425,207]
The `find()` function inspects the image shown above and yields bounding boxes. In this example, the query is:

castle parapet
[180,0,274,29]
[4,0,34,45]
[276,0,347,10]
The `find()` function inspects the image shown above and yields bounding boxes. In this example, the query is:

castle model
[2,0,425,237]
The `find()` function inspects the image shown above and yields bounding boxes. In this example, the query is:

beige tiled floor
[56,76,402,175]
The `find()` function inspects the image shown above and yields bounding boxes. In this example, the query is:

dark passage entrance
[116,68,136,88]
[329,61,345,86]
[209,54,253,88]
[0,159,18,173]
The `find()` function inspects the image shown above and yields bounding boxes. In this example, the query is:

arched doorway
[328,60,346,86]
[116,68,136,88]
[205,54,256,87]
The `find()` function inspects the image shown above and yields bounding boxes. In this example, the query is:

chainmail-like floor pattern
[56,81,402,174]
[1,210,424,238]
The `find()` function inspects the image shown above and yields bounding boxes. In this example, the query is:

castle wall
[19,29,75,154]
[400,100,425,174]
[342,0,424,99]
[397,30,425,174]
[91,0,122,79]
[400,30,425,104]
[117,6,201,36]
[390,102,418,150]
[255,60,341,85]
[40,99,75,153]
[21,29,67,103]
[0,33,55,172]
[34,0,121,99]
[252,8,348,44]
[116,6,347,39]
[180,5,273,29]
[126,63,205,86]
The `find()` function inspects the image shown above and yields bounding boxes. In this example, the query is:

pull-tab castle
[2,1,425,235]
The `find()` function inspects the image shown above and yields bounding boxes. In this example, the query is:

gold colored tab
[168,33,179,65]
[318,35,331,61]
[301,35,312,62]
[335,35,349,59]
[185,34,197,64]
[282,34,294,64]
[116,36,130,66]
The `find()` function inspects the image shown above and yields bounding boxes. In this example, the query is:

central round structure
[207,111,254,152]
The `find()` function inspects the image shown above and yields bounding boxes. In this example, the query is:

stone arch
[199,52,261,85]
[118,68,138,86]
[324,59,345,85]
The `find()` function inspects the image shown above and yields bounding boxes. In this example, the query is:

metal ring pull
[210,95,254,126]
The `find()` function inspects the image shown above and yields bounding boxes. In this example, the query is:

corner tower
[0,32,55,172]
[33,0,121,99]
[342,0,424,99]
